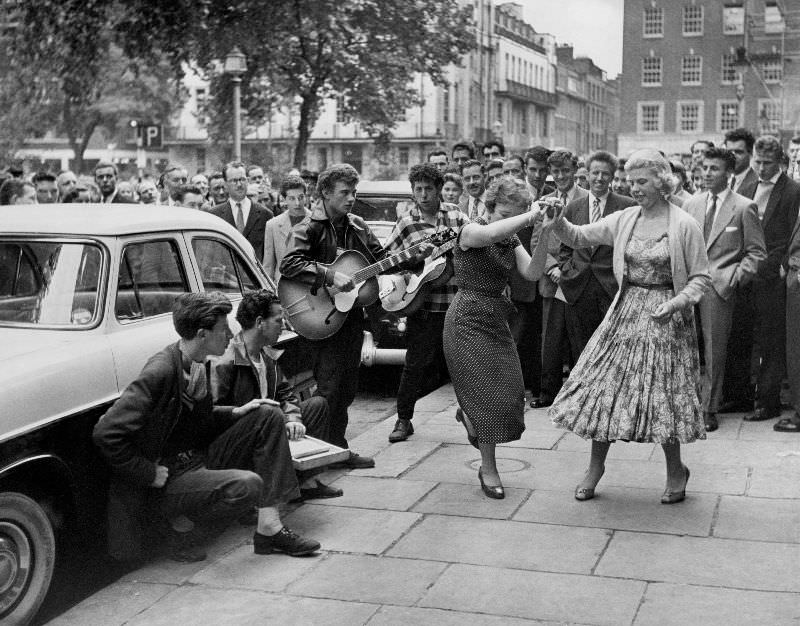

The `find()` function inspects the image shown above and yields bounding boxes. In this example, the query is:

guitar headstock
[429,228,457,246]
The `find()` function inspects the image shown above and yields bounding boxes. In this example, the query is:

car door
[106,234,198,390]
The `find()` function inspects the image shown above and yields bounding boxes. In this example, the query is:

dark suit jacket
[210,200,274,262]
[739,172,800,282]
[683,191,766,300]
[537,186,588,298]
[733,168,758,195]
[558,191,636,304]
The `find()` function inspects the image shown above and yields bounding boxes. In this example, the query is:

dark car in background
[351,180,414,364]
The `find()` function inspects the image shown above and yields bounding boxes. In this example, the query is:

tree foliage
[122,0,475,169]
[1,0,185,172]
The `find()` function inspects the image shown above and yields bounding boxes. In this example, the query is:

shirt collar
[229,196,251,210]
[709,187,730,207]
[589,190,609,204]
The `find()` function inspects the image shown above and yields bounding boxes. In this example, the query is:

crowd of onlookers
[0,159,323,214]
[4,130,800,440]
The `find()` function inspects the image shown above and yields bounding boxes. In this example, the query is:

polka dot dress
[443,218,526,444]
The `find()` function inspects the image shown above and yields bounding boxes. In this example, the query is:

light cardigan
[550,203,711,314]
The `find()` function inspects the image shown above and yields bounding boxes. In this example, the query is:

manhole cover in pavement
[466,458,530,473]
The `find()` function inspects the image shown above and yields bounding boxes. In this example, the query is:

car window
[192,238,259,295]
[116,239,189,321]
[0,240,103,327]
[352,196,413,222]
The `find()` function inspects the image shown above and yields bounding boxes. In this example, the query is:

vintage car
[0,204,313,623]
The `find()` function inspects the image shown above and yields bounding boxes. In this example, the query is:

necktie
[235,202,244,231]
[591,197,601,223]
[729,175,736,190]
[704,194,717,240]
[560,192,568,206]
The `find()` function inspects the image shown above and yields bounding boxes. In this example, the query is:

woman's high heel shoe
[661,465,690,504]
[455,408,479,449]
[574,466,605,501]
[478,467,505,499]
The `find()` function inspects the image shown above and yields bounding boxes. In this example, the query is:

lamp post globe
[224,47,248,161]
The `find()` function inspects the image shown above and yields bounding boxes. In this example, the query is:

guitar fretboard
[431,239,456,261]
[351,239,431,284]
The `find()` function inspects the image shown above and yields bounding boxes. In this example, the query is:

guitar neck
[430,239,456,261]
[351,239,429,283]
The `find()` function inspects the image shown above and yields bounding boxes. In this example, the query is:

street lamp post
[224,47,248,161]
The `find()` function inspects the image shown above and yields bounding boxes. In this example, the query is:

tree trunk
[293,92,318,170]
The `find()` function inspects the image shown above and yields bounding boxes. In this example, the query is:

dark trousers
[311,311,363,448]
[753,278,787,412]
[786,270,800,412]
[565,276,614,362]
[396,310,448,421]
[158,406,300,521]
[540,296,570,399]
[723,283,755,404]
[509,298,542,394]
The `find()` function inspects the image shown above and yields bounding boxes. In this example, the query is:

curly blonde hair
[624,149,676,196]
[484,177,531,214]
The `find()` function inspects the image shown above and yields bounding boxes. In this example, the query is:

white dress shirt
[587,191,609,222]
[229,196,252,229]
[754,171,780,219]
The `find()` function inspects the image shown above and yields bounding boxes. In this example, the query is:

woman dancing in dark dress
[443,177,548,499]
[534,149,710,503]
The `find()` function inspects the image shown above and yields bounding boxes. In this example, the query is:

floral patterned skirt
[549,284,706,444]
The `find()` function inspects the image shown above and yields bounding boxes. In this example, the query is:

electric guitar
[379,235,458,316]
[278,229,456,340]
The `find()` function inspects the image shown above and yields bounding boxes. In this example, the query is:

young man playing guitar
[280,164,430,467]
[383,163,470,443]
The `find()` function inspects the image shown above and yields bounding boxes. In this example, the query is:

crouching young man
[93,291,320,563]
[211,289,342,500]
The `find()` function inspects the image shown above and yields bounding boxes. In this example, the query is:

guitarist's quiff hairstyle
[409,163,444,188]
[317,163,359,196]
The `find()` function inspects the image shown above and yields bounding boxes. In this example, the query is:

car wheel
[0,492,56,624]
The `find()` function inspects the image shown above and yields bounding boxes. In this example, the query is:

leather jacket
[280,205,386,291]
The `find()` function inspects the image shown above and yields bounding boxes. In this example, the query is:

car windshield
[352,196,413,222]
[0,240,103,327]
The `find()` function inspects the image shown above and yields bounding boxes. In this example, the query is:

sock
[256,506,283,536]
[300,477,318,489]
[169,515,194,533]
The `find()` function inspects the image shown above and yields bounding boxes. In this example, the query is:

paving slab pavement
[50,384,800,625]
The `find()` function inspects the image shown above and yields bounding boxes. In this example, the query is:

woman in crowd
[443,177,548,499]
[535,149,710,504]
[441,172,463,205]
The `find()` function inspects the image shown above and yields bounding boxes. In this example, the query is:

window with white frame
[638,102,663,133]
[681,55,702,85]
[643,7,664,37]
[336,95,347,123]
[723,5,744,34]
[721,54,741,84]
[677,101,704,133]
[760,59,783,83]
[718,100,741,132]
[443,88,450,123]
[758,99,782,134]
[683,5,703,35]
[642,57,663,86]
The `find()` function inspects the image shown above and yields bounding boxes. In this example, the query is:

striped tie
[591,197,601,223]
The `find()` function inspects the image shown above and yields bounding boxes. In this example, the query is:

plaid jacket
[383,202,470,312]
